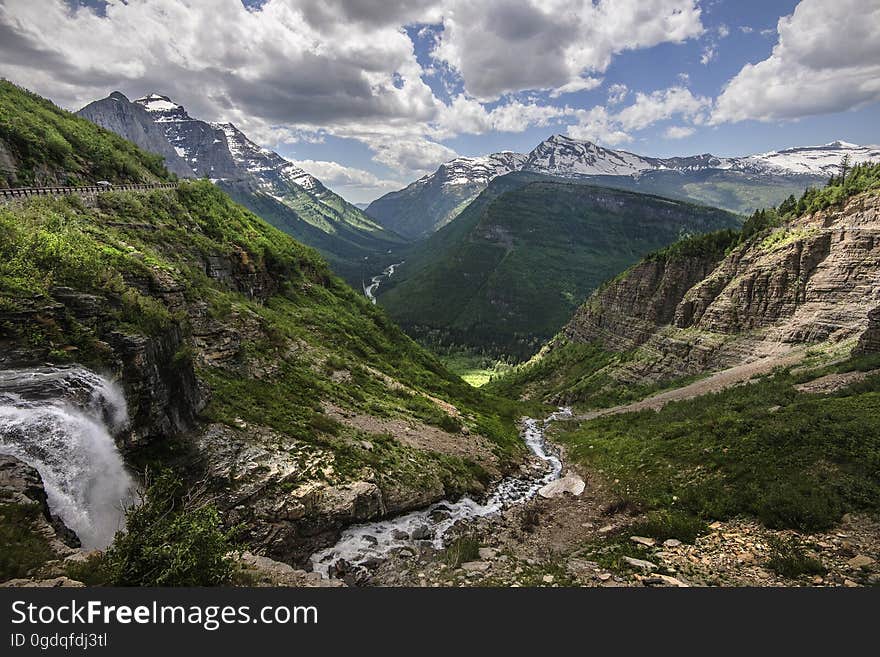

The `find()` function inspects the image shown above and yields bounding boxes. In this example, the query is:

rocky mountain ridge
[367,135,878,238]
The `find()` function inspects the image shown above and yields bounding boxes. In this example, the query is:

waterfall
[0,366,137,549]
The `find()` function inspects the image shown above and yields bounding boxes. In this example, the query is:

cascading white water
[363,261,404,304]
[310,408,572,576]
[0,366,137,549]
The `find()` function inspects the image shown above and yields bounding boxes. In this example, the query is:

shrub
[0,501,57,581]
[756,483,842,532]
[766,536,826,579]
[443,535,481,568]
[102,471,237,586]
[629,510,707,544]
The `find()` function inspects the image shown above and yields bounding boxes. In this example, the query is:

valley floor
[358,480,878,588]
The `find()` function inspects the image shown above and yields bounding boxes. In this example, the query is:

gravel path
[572,350,805,422]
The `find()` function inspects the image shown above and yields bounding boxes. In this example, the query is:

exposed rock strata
[559,193,880,381]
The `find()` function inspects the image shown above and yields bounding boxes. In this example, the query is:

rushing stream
[363,261,404,304]
[310,407,571,577]
[0,366,137,549]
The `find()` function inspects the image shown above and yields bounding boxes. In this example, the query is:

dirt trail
[572,349,806,422]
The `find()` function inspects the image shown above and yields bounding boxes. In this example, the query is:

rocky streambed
[363,261,404,304]
[310,408,575,580]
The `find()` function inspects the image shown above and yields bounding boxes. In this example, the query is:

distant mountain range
[366,135,880,238]
[78,92,404,283]
[377,172,741,356]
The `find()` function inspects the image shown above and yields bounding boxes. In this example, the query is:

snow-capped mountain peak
[133,93,191,123]
[210,121,321,193]
[730,141,880,176]
[524,134,655,177]
[432,152,527,187]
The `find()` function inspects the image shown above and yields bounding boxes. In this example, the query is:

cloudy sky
[0,0,878,203]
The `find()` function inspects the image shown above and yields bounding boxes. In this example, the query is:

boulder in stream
[538,474,585,498]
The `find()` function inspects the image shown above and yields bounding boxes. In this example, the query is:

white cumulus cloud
[295,160,403,192]
[431,0,703,101]
[664,125,695,139]
[712,0,880,124]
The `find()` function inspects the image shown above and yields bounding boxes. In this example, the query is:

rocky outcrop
[560,192,880,380]
[192,422,470,565]
[0,456,79,559]
[563,251,724,352]
[857,306,880,354]
[0,286,203,444]
[237,551,343,587]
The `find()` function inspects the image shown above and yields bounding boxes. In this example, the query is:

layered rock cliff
[558,191,880,382]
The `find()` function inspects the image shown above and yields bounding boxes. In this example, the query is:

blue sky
[1,0,878,202]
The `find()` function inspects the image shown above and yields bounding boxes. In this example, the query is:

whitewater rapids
[310,408,571,577]
[0,366,137,549]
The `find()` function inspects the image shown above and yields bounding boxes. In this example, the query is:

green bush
[0,501,58,581]
[766,536,826,579]
[443,535,481,568]
[628,510,707,544]
[102,472,237,586]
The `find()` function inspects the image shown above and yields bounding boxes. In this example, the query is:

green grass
[0,500,58,581]
[765,536,826,579]
[553,361,880,532]
[628,510,708,545]
[442,535,482,568]
[0,79,169,186]
[439,351,513,387]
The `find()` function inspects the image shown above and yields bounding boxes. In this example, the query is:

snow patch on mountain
[519,135,879,179]
[211,121,322,194]
[730,141,880,176]
[414,151,527,189]
[525,134,655,176]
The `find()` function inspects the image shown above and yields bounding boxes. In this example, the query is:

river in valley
[0,366,137,549]
[363,261,404,304]
[310,407,571,577]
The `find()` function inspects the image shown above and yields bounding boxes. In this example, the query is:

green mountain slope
[0,83,524,569]
[570,168,825,217]
[218,179,406,284]
[0,81,169,187]
[379,173,741,357]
